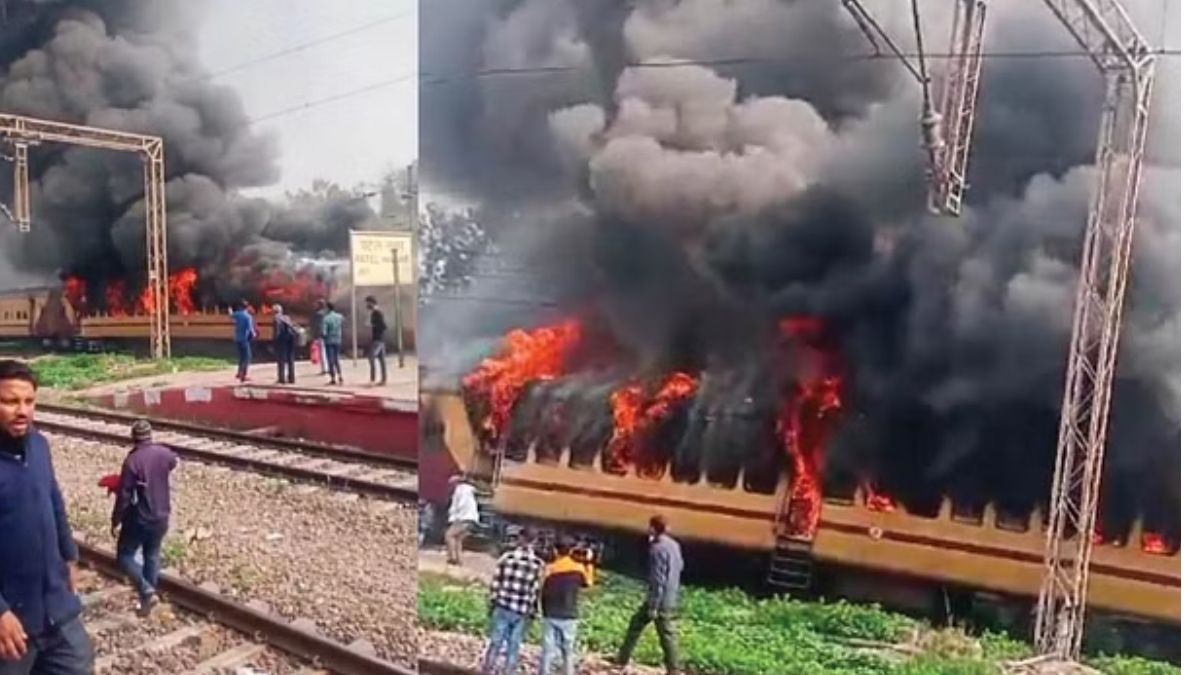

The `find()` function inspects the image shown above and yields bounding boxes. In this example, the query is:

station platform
[73,355,418,461]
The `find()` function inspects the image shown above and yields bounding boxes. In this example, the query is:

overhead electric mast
[1031,0,1156,664]
[0,113,171,359]
[840,0,987,216]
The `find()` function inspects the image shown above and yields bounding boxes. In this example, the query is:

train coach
[0,286,282,349]
[423,389,1180,629]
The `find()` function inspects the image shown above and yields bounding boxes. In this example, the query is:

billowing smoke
[0,0,370,306]
[420,0,1179,540]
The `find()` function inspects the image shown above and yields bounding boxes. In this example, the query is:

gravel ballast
[50,432,418,668]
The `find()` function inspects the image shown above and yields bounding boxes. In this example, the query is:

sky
[196,0,418,199]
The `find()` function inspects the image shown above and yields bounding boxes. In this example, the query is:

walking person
[271,304,298,385]
[230,300,256,382]
[321,301,345,386]
[364,295,388,386]
[482,528,544,675]
[445,474,479,566]
[310,300,328,376]
[111,420,179,617]
[0,359,94,674]
[538,536,595,675]
[615,515,684,675]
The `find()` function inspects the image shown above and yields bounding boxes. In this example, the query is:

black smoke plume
[420,0,1179,542]
[0,0,370,307]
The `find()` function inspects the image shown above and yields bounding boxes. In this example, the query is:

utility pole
[1030,0,1156,665]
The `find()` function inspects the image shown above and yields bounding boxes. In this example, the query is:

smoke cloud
[422,0,1179,538]
[0,0,370,304]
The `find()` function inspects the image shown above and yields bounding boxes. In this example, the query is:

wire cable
[247,73,417,124]
[419,48,1183,84]
[193,11,414,84]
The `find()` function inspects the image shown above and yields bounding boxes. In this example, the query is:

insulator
[921,109,945,151]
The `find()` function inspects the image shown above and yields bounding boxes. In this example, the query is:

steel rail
[38,414,417,504]
[39,401,415,469]
[76,541,417,675]
[417,659,483,674]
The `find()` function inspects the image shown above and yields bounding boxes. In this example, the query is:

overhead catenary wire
[194,11,414,84]
[240,47,1181,125]
[247,73,417,125]
[419,47,1182,84]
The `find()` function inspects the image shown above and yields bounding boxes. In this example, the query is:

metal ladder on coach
[767,535,814,592]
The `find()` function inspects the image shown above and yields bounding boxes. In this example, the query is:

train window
[994,508,1029,533]
[950,501,984,525]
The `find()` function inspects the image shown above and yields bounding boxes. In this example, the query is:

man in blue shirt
[230,300,257,382]
[321,301,345,386]
[0,359,93,674]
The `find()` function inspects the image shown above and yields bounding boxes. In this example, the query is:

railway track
[36,404,418,503]
[76,541,415,675]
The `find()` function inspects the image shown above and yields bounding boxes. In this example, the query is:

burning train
[418,0,1179,634]
[423,309,1178,625]
[0,265,330,348]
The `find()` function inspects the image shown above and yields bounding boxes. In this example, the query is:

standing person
[230,300,256,382]
[111,420,179,616]
[0,359,94,674]
[310,300,328,376]
[321,301,345,386]
[482,528,544,675]
[538,536,595,675]
[364,295,388,386]
[615,515,684,675]
[271,304,298,385]
[444,474,479,565]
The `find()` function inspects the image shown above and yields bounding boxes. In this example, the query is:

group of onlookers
[431,475,684,675]
[229,296,393,387]
[480,519,683,675]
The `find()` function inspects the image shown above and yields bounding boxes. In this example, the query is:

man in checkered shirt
[482,528,545,674]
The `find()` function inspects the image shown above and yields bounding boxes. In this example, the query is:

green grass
[30,353,231,390]
[419,573,1179,675]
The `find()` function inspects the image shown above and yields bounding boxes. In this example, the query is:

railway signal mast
[840,0,987,216]
[0,113,171,359]
[1031,0,1156,665]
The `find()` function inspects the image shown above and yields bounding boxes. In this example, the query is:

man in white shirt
[445,474,479,565]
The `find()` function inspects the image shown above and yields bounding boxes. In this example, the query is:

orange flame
[1142,532,1169,555]
[137,286,154,315]
[775,317,843,539]
[463,320,583,447]
[865,484,897,512]
[64,276,87,313]
[169,268,198,314]
[104,280,128,316]
[606,382,646,475]
[259,268,328,309]
[604,372,699,478]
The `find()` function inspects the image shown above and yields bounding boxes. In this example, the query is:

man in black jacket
[0,360,93,674]
[365,296,387,386]
[615,515,683,675]
[271,304,298,384]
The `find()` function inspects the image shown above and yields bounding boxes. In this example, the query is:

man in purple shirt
[111,420,178,616]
